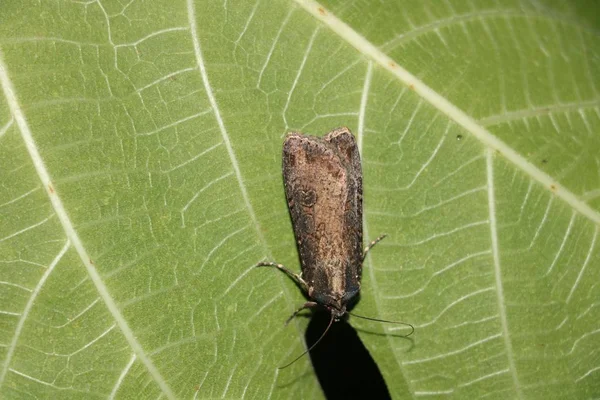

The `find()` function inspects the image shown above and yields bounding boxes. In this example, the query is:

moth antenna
[347,312,414,337]
[278,313,335,369]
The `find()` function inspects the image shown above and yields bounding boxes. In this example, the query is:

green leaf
[1,0,599,398]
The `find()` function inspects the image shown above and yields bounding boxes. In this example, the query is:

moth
[257,127,412,367]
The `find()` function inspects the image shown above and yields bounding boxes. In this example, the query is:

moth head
[312,292,347,319]
[326,303,347,321]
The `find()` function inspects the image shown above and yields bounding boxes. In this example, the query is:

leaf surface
[0,0,599,399]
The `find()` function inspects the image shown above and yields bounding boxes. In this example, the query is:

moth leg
[285,301,318,325]
[362,234,387,261]
[255,262,308,291]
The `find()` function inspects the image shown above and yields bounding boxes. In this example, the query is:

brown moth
[257,127,412,367]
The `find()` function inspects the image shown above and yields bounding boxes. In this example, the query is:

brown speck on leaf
[409,84,415,90]
[542,159,548,164]
[388,61,397,68]
[318,7,326,16]
[48,184,54,194]
[550,184,557,191]
[89,258,94,265]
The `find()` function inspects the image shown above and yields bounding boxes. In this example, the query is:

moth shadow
[306,309,392,400]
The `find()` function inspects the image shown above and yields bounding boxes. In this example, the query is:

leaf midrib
[294,0,600,226]
[0,40,179,400]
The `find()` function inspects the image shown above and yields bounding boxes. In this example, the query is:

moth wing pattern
[282,127,363,309]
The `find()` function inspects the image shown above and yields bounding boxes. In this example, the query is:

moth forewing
[282,128,363,316]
